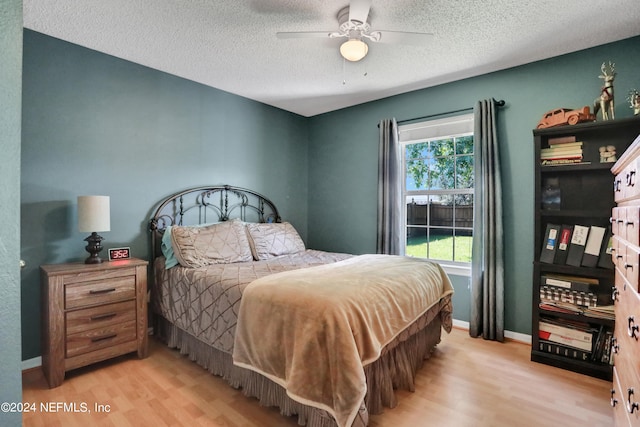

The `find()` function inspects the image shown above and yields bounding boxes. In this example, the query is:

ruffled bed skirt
[154,295,452,427]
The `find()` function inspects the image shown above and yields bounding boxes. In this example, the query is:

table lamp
[78,195,110,264]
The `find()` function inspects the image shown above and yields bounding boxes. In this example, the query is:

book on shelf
[597,229,614,269]
[538,339,591,361]
[538,330,593,352]
[548,141,583,150]
[540,152,582,160]
[553,225,573,263]
[566,225,590,267]
[590,327,614,364]
[600,331,614,365]
[541,159,590,166]
[540,286,598,308]
[581,225,607,267]
[540,147,583,158]
[547,135,577,145]
[538,319,596,352]
[583,305,615,320]
[539,223,560,264]
[541,273,597,292]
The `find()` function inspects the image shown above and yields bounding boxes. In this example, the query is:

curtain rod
[395,99,505,126]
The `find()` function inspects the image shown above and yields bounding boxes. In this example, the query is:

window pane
[430,202,453,227]
[405,142,430,160]
[405,157,433,191]
[406,196,428,227]
[428,228,454,262]
[454,197,474,228]
[431,138,454,157]
[406,227,428,258]
[455,155,474,189]
[454,229,473,262]
[456,135,473,154]
[430,143,455,190]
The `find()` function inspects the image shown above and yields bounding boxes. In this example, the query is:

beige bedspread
[232,254,454,427]
[152,250,353,353]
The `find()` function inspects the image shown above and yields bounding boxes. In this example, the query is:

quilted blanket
[152,250,352,353]
[232,254,454,427]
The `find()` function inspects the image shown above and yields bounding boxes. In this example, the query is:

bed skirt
[154,295,452,427]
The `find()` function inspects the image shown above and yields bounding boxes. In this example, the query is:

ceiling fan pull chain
[343,58,347,85]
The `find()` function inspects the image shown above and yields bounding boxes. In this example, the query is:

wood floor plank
[23,327,613,426]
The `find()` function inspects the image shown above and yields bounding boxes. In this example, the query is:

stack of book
[538,318,613,364]
[540,136,586,166]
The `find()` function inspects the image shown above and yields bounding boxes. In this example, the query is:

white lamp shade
[340,39,368,62]
[78,196,111,232]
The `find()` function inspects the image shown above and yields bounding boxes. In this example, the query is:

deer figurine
[629,89,640,116]
[594,61,616,120]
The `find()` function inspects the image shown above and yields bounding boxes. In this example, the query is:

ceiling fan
[276,0,433,62]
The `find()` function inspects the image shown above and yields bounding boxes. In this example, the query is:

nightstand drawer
[66,300,136,335]
[66,320,137,358]
[65,276,136,309]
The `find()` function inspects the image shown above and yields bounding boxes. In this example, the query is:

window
[399,114,474,272]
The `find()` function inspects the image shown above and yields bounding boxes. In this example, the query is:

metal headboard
[148,185,281,261]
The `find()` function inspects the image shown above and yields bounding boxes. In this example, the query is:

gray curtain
[377,118,402,255]
[470,99,505,341]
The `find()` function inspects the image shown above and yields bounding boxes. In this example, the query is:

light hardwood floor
[22,327,613,427]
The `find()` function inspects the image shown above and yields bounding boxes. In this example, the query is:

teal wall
[307,36,640,334]
[1,0,23,425]
[20,30,309,360]
[20,29,640,362]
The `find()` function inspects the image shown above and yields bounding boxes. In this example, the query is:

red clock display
[108,247,131,261]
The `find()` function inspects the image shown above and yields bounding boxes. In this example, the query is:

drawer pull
[628,388,639,414]
[618,219,625,223]
[91,333,117,343]
[625,263,633,270]
[89,287,116,295]
[628,316,639,339]
[611,337,619,354]
[612,389,618,407]
[628,170,637,187]
[615,179,622,192]
[90,312,117,321]
[627,221,636,227]
[612,287,620,302]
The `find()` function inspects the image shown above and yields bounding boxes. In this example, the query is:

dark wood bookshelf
[532,115,640,380]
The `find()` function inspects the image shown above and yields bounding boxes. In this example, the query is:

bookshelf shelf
[540,163,614,173]
[532,116,640,381]
[537,307,614,327]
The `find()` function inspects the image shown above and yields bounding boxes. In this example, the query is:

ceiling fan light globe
[340,39,368,62]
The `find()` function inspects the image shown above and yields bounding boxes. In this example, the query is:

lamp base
[84,232,105,264]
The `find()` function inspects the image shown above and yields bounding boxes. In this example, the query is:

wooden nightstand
[40,257,148,388]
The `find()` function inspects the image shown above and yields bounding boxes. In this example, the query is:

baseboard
[452,319,532,345]
[22,320,531,371]
[22,356,42,372]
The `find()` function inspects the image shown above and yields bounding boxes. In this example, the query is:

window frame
[399,113,474,277]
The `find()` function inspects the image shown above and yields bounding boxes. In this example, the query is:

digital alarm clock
[108,247,131,261]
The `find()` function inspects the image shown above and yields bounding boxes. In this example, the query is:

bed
[148,185,454,427]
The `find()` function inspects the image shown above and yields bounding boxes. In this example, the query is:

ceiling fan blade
[348,0,372,24]
[276,31,332,39]
[374,30,434,45]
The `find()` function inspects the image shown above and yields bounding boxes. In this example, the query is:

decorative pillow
[245,222,306,260]
[161,225,179,269]
[170,219,253,267]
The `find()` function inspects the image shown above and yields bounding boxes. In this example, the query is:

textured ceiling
[23,0,640,117]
